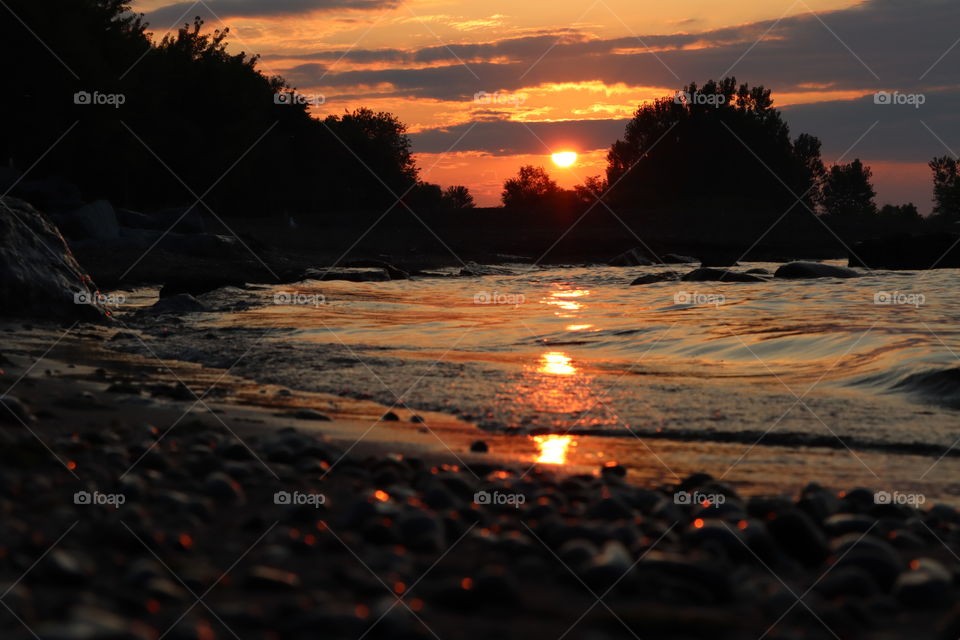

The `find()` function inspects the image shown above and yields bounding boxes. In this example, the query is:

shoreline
[2,321,960,638]
[5,320,958,504]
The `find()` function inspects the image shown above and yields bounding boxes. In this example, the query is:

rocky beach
[2,191,960,639]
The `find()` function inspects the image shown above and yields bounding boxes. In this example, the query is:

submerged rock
[608,248,653,266]
[630,271,680,286]
[774,261,859,279]
[147,294,208,314]
[682,268,767,283]
[302,267,391,282]
[458,261,516,276]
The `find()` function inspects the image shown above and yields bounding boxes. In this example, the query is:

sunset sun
[551,151,578,167]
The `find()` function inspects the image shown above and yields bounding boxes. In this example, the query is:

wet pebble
[469,440,488,453]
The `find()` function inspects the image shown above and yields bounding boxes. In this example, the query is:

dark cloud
[144,0,398,27]
[411,118,629,156]
[410,87,960,166]
[287,0,959,102]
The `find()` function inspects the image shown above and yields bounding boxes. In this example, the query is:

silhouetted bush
[1,0,420,216]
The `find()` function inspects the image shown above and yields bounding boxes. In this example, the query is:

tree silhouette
[605,78,825,215]
[930,156,960,223]
[821,159,877,218]
[502,165,561,209]
[1,0,428,216]
[442,186,475,210]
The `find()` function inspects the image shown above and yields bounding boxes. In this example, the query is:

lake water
[131,262,960,501]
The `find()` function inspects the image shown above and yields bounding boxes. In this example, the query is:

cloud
[411,118,629,156]
[144,0,398,27]
[285,0,960,102]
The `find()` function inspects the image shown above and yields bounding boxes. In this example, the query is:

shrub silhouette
[1,0,423,216]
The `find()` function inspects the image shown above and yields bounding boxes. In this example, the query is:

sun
[551,151,577,167]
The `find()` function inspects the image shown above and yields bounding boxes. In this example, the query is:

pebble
[894,558,952,606]
[469,440,488,453]
[292,408,331,421]
[245,565,301,590]
[0,395,35,424]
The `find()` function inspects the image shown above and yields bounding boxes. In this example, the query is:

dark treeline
[4,0,959,258]
[502,80,960,248]
[0,0,475,215]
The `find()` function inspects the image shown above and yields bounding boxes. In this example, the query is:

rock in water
[147,294,208,314]
[774,262,859,279]
[630,271,680,286]
[51,199,120,241]
[0,196,104,320]
[302,267,391,282]
[681,268,767,283]
[661,253,699,264]
[608,248,653,266]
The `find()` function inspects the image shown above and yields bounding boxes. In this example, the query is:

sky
[131,0,960,209]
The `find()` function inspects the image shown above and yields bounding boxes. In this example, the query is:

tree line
[1,0,474,215]
[502,79,960,238]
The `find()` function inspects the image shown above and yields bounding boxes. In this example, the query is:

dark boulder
[661,253,698,264]
[630,271,680,286]
[302,267,391,282]
[50,200,120,241]
[682,268,767,283]
[774,261,859,279]
[12,176,83,213]
[609,248,653,267]
[343,259,409,280]
[458,261,517,276]
[147,294,208,314]
[0,197,104,320]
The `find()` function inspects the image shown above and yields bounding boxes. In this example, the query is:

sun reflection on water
[544,288,591,316]
[538,352,576,375]
[533,435,574,464]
